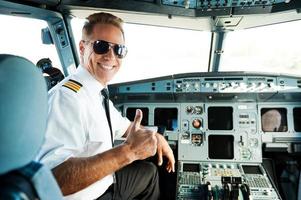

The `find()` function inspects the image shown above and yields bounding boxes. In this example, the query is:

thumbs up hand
[124,109,157,161]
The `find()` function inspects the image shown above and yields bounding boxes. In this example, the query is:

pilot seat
[0,54,63,199]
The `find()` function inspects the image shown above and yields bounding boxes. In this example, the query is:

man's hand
[125,109,157,161]
[156,134,175,173]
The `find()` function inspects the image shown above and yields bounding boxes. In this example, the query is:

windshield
[71,17,301,83]
[71,18,211,83]
[0,14,62,71]
[220,20,301,76]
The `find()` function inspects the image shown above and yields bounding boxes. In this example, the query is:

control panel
[177,162,280,200]
[110,72,301,96]
[178,103,261,163]
[162,0,289,9]
[109,72,301,200]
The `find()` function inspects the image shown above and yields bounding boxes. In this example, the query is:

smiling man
[37,12,175,200]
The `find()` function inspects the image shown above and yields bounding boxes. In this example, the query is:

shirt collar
[75,65,106,95]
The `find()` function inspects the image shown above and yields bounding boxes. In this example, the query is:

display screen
[154,108,178,131]
[208,135,234,159]
[208,107,233,130]
[242,165,262,175]
[126,107,149,126]
[183,163,200,172]
[261,108,287,132]
[293,108,301,132]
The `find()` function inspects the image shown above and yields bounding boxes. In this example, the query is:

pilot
[37,12,175,200]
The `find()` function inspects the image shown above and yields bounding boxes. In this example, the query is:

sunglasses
[84,40,128,59]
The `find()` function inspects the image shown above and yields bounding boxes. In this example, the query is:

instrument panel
[109,72,301,200]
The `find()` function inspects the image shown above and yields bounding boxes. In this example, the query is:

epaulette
[62,79,83,93]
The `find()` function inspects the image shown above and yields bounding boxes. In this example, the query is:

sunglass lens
[93,40,109,54]
[93,40,127,58]
[114,45,127,59]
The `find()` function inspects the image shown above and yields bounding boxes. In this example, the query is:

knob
[192,119,202,129]
[186,106,194,114]
[194,106,203,114]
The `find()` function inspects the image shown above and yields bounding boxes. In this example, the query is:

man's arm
[52,109,157,195]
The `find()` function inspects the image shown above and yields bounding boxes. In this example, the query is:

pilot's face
[80,23,124,86]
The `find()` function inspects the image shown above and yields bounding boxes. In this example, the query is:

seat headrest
[0,54,47,175]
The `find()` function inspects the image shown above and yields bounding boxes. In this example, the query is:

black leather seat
[0,54,63,200]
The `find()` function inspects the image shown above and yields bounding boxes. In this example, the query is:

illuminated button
[192,119,202,129]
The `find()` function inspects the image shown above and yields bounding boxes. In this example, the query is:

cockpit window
[71,18,211,83]
[0,14,62,72]
[219,20,301,76]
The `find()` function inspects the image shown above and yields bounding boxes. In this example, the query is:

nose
[103,45,116,59]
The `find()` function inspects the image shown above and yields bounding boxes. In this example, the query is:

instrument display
[109,72,301,200]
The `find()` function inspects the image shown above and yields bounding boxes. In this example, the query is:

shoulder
[48,77,86,105]
[61,79,83,93]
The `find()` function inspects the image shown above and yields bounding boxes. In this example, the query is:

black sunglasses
[84,40,127,59]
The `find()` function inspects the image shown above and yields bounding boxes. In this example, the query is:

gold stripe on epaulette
[63,79,82,93]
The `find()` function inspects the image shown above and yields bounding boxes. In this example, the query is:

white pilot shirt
[37,65,130,200]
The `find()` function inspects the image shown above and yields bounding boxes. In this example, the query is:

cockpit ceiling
[69,8,301,31]
[3,0,301,31]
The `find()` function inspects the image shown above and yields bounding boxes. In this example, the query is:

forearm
[52,143,134,195]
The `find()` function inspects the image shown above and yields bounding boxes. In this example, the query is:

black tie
[101,88,114,147]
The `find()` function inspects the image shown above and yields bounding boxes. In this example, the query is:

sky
[1,14,301,83]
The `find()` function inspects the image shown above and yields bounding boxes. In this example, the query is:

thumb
[133,109,143,129]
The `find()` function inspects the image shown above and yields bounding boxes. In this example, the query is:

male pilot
[37,12,175,200]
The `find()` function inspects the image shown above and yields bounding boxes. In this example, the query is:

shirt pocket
[86,116,112,155]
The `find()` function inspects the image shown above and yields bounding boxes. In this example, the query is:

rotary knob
[192,119,202,129]
[186,106,194,114]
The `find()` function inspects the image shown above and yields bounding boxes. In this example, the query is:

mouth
[98,62,114,71]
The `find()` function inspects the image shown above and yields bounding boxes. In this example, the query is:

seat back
[0,54,63,199]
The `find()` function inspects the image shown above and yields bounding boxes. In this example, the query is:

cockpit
[0,0,301,199]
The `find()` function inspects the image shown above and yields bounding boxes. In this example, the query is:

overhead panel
[162,0,289,9]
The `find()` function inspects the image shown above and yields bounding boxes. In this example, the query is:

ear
[79,40,85,56]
